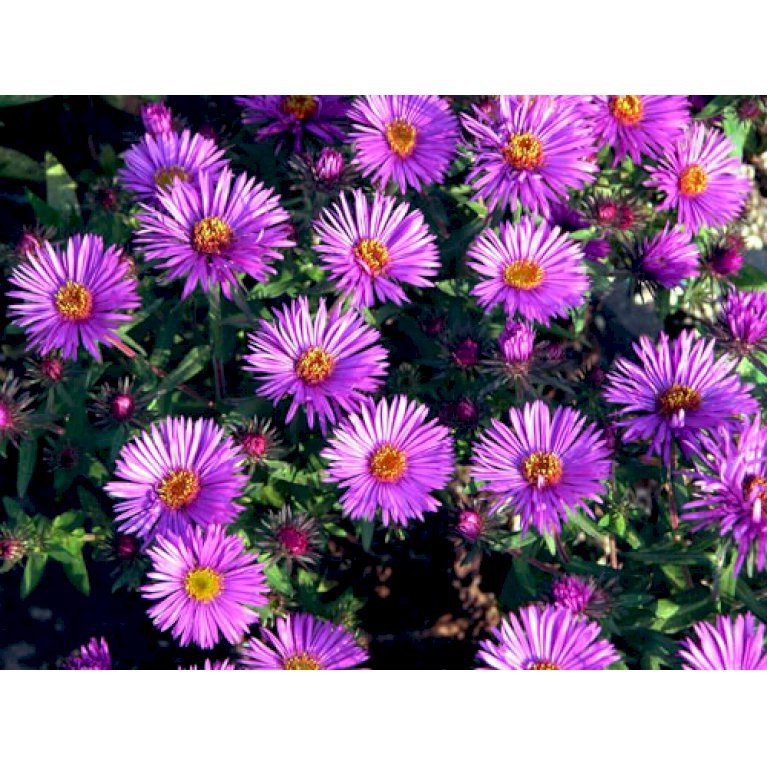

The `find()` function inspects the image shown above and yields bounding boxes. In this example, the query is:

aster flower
[289,147,355,197]
[462,95,597,216]
[322,395,454,526]
[105,416,248,542]
[0,372,34,450]
[240,613,367,670]
[716,290,767,357]
[0,524,30,572]
[471,400,612,534]
[141,101,173,135]
[604,330,756,461]
[183,658,237,670]
[244,296,388,432]
[235,95,347,151]
[230,416,286,468]
[685,417,767,574]
[143,525,268,649]
[135,168,294,299]
[705,231,745,277]
[498,320,536,369]
[635,224,700,289]
[64,637,112,670]
[254,506,323,570]
[477,604,619,670]
[590,95,690,164]
[118,129,228,202]
[347,95,459,193]
[679,613,767,670]
[450,496,506,550]
[314,189,439,308]
[646,123,750,232]
[7,234,140,361]
[89,377,147,428]
[583,190,646,233]
[551,574,612,619]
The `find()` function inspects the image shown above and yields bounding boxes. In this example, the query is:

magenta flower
[105,417,248,542]
[471,400,612,534]
[141,102,173,135]
[637,224,700,288]
[679,614,767,670]
[183,659,237,670]
[244,296,388,432]
[646,124,750,232]
[551,574,611,619]
[348,95,459,193]
[7,234,140,361]
[241,613,368,670]
[717,290,767,356]
[143,525,268,650]
[64,637,112,670]
[314,189,440,308]
[135,168,294,299]
[498,320,536,366]
[322,395,454,526]
[467,217,589,325]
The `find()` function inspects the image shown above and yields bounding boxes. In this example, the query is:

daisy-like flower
[322,395,454,526]
[716,290,767,357]
[498,320,536,368]
[347,95,459,193]
[64,637,112,670]
[462,95,597,216]
[135,168,294,299]
[7,234,140,361]
[685,417,767,574]
[590,95,690,164]
[0,372,33,449]
[314,189,439,308]
[143,525,268,649]
[679,613,767,670]
[467,217,589,325]
[183,659,237,670]
[118,129,228,202]
[645,123,750,232]
[471,400,612,534]
[234,95,347,151]
[240,613,368,670]
[604,330,756,461]
[636,224,700,289]
[244,296,388,432]
[477,604,619,670]
[551,574,612,619]
[105,416,248,542]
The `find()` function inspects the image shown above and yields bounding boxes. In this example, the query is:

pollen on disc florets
[503,259,544,290]
[354,238,390,277]
[657,383,702,417]
[523,451,564,488]
[192,216,233,256]
[369,443,407,483]
[157,469,201,510]
[295,346,335,385]
[609,95,644,126]
[54,281,94,321]
[184,567,223,603]
[385,118,418,158]
[502,132,544,170]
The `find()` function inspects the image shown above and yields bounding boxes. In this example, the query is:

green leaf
[0,95,51,108]
[0,146,43,182]
[358,519,375,553]
[45,151,80,219]
[264,563,293,596]
[16,437,37,497]
[21,554,48,599]
[62,555,90,596]
[155,346,210,392]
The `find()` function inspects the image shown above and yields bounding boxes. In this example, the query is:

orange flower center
[385,118,418,158]
[527,660,562,670]
[502,132,544,170]
[679,164,709,197]
[191,216,233,256]
[522,451,563,487]
[283,652,322,670]
[503,259,544,290]
[609,95,644,126]
[744,475,767,504]
[54,281,93,321]
[354,238,390,277]
[153,164,190,190]
[295,346,335,385]
[184,567,222,603]
[280,95,318,121]
[369,443,407,483]
[657,384,702,417]
[157,469,201,510]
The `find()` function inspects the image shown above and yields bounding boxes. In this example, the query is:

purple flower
[638,224,700,288]
[477,604,619,670]
[685,417,767,574]
[467,217,589,325]
[646,124,750,232]
[313,147,345,183]
[243,296,388,432]
[551,574,611,619]
[0,373,33,449]
[347,95,459,193]
[590,95,690,164]
[135,168,294,299]
[241,613,367,670]
[140,102,173,135]
[105,417,248,542]
[235,95,347,151]
[64,637,112,670]
[717,290,767,356]
[679,614,767,670]
[471,400,612,534]
[314,189,439,309]
[604,330,756,461]
[7,234,140,361]
[118,129,228,202]
[143,525,268,650]
[462,95,597,216]
[322,395,454,526]
[183,659,237,670]
[498,320,536,366]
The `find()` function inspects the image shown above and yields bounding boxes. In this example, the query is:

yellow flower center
[54,281,93,321]
[283,652,322,670]
[527,660,562,670]
[679,164,709,197]
[744,475,767,504]
[522,451,563,487]
[369,443,407,483]
[280,95,318,121]
[502,132,544,170]
[609,95,644,126]
[295,346,335,385]
[385,118,418,158]
[191,216,233,256]
[657,384,702,417]
[153,164,190,190]
[157,469,201,510]
[503,259,544,290]
[184,567,222,603]
[354,238,390,277]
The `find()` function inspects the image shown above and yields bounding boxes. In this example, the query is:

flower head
[141,102,173,135]
[498,320,536,368]
[64,637,112,670]
[716,290,767,357]
[636,224,699,289]
[0,372,33,449]
[551,574,612,619]
[254,506,323,569]
[183,658,237,670]
[89,377,147,428]
[230,416,286,467]
[679,613,767,670]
